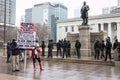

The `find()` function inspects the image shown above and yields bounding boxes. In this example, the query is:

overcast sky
[16,0,117,26]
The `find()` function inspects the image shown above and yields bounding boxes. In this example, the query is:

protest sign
[17,32,36,48]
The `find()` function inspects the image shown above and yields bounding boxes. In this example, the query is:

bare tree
[6,27,18,41]
[0,28,4,41]
[0,26,18,42]
[34,23,52,42]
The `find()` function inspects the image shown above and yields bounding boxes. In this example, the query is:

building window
[98,24,101,32]
[59,26,62,28]
[77,25,80,31]
[65,26,68,32]
[113,24,117,31]
[71,26,74,32]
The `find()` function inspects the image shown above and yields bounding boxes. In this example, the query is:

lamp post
[3,0,6,56]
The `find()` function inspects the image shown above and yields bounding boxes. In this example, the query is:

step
[41,58,115,66]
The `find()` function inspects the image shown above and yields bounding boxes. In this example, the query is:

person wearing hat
[29,43,43,71]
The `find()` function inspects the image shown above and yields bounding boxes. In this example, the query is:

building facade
[25,8,32,23]
[53,2,67,20]
[102,6,120,14]
[0,0,16,25]
[51,3,68,42]
[25,2,68,42]
[31,2,55,26]
[118,0,120,6]
[57,13,120,43]
[102,0,120,14]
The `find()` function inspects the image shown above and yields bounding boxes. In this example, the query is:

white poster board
[17,32,36,48]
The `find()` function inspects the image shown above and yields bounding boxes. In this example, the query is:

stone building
[57,13,120,43]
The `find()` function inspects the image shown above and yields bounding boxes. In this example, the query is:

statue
[81,1,90,26]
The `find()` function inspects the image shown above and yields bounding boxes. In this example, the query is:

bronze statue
[81,1,90,25]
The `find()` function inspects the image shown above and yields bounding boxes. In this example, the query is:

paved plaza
[0,56,120,80]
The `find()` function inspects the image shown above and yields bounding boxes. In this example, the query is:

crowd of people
[6,39,43,72]
[40,37,120,62]
[6,37,120,72]
[94,37,120,61]
[41,39,81,59]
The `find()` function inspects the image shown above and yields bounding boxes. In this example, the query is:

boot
[39,62,44,70]
[33,63,36,71]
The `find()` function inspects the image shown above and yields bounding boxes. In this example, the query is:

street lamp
[3,0,6,56]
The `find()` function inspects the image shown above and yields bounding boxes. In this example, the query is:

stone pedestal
[113,49,120,61]
[79,26,92,56]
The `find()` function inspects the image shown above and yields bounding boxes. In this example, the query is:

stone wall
[66,32,79,56]
[90,31,107,55]
[66,31,107,56]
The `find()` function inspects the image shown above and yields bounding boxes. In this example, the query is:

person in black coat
[47,40,53,58]
[94,39,100,60]
[105,37,112,61]
[11,39,20,72]
[41,41,46,57]
[62,39,67,58]
[113,39,119,60]
[6,41,12,63]
[113,39,119,50]
[100,40,105,59]
[56,40,62,57]
[67,41,71,57]
[75,40,81,59]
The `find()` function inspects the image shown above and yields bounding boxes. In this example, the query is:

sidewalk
[0,56,120,80]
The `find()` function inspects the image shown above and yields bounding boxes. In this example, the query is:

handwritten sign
[17,32,36,48]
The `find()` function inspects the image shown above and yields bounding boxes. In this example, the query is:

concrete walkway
[0,56,120,80]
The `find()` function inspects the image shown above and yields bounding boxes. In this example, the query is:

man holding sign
[17,23,43,71]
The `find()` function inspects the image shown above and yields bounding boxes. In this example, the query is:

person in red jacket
[29,44,43,71]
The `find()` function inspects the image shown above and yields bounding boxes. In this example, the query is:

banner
[17,32,36,48]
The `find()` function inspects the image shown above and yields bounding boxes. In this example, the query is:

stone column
[3,43,7,56]
[91,24,98,32]
[118,0,120,6]
[108,23,112,38]
[117,22,120,41]
[79,25,92,56]
[101,23,104,31]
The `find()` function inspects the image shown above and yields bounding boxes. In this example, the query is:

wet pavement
[0,56,120,80]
